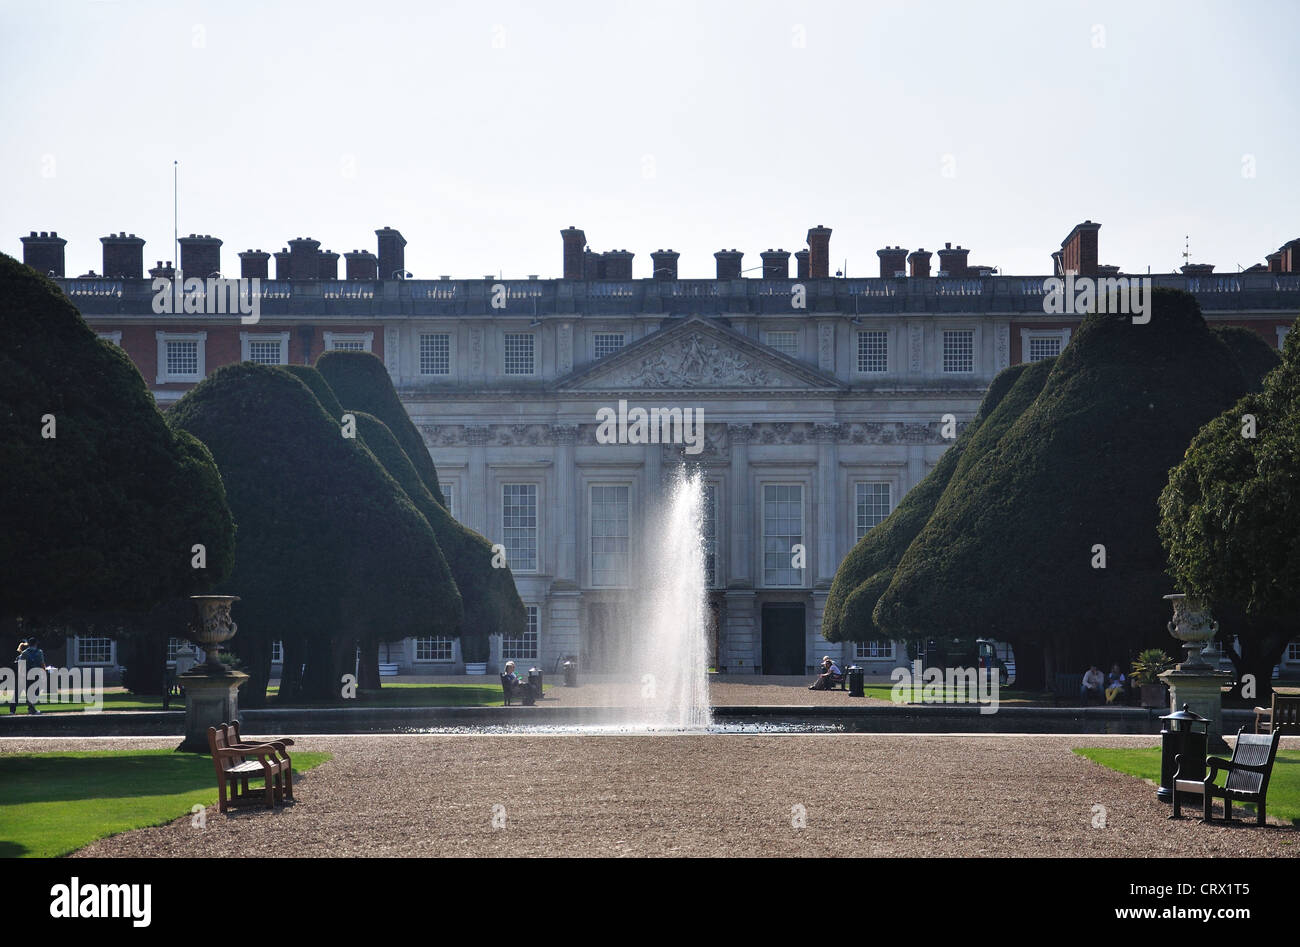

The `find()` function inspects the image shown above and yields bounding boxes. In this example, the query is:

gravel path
[4,734,1293,858]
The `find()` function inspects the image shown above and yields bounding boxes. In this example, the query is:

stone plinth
[177,670,248,753]
[1159,667,1231,752]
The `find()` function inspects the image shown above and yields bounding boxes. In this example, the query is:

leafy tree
[1160,319,1297,699]
[314,352,525,663]
[823,361,1037,643]
[873,290,1267,684]
[169,363,459,703]
[0,253,234,638]
[316,351,446,507]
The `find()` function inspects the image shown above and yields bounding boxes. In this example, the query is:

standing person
[10,637,45,714]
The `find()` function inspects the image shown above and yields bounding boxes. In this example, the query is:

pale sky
[2,0,1297,280]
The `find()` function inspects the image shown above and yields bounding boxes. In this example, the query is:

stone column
[550,424,579,586]
[466,425,490,537]
[727,424,753,588]
[723,590,759,674]
[814,423,840,587]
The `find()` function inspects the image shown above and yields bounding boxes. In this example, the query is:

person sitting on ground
[1105,663,1127,704]
[809,655,843,690]
[1080,664,1105,704]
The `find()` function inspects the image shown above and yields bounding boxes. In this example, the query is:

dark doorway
[761,603,806,675]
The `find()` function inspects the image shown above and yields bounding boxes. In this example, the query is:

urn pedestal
[1159,594,1230,752]
[176,595,247,753]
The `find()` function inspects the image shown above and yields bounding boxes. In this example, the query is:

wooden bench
[207,723,294,813]
[501,673,536,706]
[1254,694,1300,734]
[1172,727,1283,825]
[1051,673,1084,704]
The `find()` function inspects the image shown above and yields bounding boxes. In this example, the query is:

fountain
[611,467,713,729]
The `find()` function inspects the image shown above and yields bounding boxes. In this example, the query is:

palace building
[18,222,1300,679]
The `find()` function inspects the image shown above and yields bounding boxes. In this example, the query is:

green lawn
[0,749,331,857]
[1074,746,1300,824]
[862,683,1039,704]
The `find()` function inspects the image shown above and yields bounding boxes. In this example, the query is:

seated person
[809,656,843,690]
[1080,665,1106,704]
[501,661,522,700]
[1105,663,1127,704]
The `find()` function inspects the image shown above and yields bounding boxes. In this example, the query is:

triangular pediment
[557,317,845,392]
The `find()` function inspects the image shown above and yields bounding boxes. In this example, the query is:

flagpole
[173,160,178,274]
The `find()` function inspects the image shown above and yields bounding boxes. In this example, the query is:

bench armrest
[214,744,281,761]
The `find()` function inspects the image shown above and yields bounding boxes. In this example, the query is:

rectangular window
[503,606,540,661]
[166,340,199,376]
[855,639,894,660]
[1026,336,1062,362]
[763,484,804,587]
[702,483,719,588]
[331,339,366,351]
[1288,640,1300,662]
[440,484,454,519]
[503,333,535,375]
[324,332,373,352]
[765,330,798,358]
[77,636,113,665]
[415,637,454,662]
[502,484,538,572]
[942,329,974,373]
[167,637,182,661]
[247,339,285,365]
[419,333,451,375]
[271,640,283,664]
[856,330,888,373]
[855,482,891,539]
[590,484,631,587]
[593,333,625,359]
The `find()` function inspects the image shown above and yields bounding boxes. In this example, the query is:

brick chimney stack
[287,237,322,280]
[318,249,340,280]
[877,246,908,278]
[650,249,679,280]
[100,232,146,279]
[795,249,810,279]
[715,249,743,280]
[148,260,175,280]
[238,250,270,280]
[936,242,970,277]
[583,249,606,280]
[21,231,67,277]
[274,249,292,280]
[178,233,222,278]
[560,226,586,280]
[1060,220,1101,277]
[761,249,791,279]
[344,249,378,280]
[907,249,932,279]
[375,226,407,279]
[603,249,634,280]
[807,225,832,278]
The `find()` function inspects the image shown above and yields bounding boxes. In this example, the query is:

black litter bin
[1157,704,1208,803]
[847,665,864,698]
[528,667,543,702]
[563,659,577,687]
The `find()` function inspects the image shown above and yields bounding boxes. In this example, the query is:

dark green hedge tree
[315,352,526,662]
[170,363,459,703]
[874,290,1266,684]
[1160,319,1297,699]
[316,351,446,507]
[0,253,234,650]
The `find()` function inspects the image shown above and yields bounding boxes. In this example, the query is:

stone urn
[185,594,241,674]
[1162,593,1219,669]
[177,594,247,752]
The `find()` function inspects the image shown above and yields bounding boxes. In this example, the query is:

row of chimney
[562,226,837,280]
[18,227,409,282]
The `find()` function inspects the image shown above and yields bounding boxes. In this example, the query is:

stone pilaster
[550,424,579,585]
[466,425,490,536]
[727,424,753,588]
[722,589,758,673]
[814,423,840,587]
